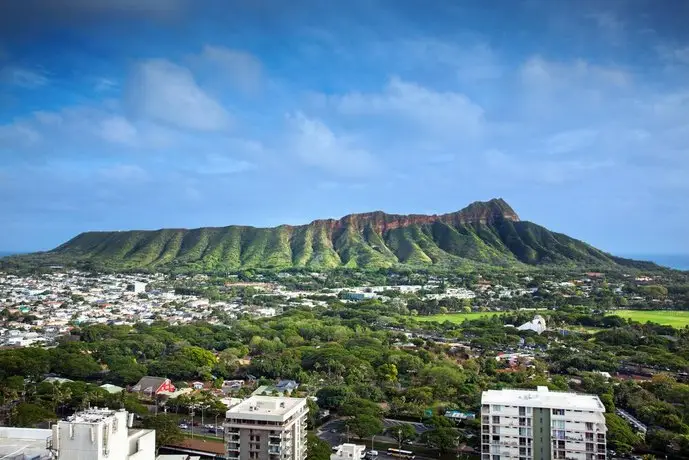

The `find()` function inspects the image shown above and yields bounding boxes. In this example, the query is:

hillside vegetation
[2,199,657,272]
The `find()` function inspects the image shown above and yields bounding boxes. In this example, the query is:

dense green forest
[1,300,688,457]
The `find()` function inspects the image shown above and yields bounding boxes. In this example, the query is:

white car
[179,424,189,429]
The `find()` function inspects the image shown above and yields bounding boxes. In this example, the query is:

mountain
[2,199,658,272]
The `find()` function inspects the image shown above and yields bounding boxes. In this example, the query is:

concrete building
[51,408,155,460]
[224,396,308,460]
[517,315,547,335]
[481,387,607,460]
[0,427,53,459]
[330,444,366,460]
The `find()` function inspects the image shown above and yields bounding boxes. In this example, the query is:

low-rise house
[131,376,175,397]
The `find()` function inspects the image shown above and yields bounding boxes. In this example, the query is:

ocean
[625,254,689,271]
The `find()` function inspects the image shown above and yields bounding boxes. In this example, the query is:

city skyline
[1,0,688,255]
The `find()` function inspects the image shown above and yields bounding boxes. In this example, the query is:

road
[317,418,430,448]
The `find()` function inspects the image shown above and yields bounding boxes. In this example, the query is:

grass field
[610,310,689,328]
[415,312,502,323]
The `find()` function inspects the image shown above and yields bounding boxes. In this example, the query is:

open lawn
[609,310,689,328]
[415,312,502,323]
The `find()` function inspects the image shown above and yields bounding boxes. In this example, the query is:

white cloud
[99,116,138,145]
[200,45,262,94]
[126,59,232,131]
[333,76,485,137]
[0,122,41,147]
[288,112,377,176]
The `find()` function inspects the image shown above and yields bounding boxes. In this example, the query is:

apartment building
[225,396,308,460]
[481,386,607,460]
[50,408,155,460]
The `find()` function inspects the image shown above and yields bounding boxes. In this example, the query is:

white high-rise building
[51,408,155,460]
[225,396,308,460]
[481,387,607,460]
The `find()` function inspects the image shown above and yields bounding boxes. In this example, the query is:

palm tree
[51,384,72,416]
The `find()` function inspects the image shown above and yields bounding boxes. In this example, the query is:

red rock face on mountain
[308,198,520,234]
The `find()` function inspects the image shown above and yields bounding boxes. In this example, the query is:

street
[317,418,429,449]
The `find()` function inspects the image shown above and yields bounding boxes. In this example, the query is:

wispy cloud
[197,45,262,94]
[125,59,232,132]
[0,66,49,88]
[288,112,377,176]
[586,11,625,44]
[332,76,485,138]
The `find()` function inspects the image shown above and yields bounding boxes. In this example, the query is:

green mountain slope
[3,198,660,271]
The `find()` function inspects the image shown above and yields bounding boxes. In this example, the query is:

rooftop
[65,407,121,424]
[226,396,307,422]
[481,386,605,412]
[0,427,51,459]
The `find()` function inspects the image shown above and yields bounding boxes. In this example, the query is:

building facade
[481,387,607,460]
[225,396,308,460]
[50,408,155,460]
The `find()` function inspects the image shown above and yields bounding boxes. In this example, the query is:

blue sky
[1,0,688,254]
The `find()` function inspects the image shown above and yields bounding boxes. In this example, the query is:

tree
[377,364,398,383]
[12,402,56,427]
[142,414,184,454]
[316,386,352,410]
[421,427,460,454]
[604,413,640,454]
[347,414,384,440]
[340,398,383,418]
[307,433,332,460]
[386,423,417,444]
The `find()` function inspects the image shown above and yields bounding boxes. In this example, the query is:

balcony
[269,446,282,455]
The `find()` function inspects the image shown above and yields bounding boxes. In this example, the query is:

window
[552,409,565,416]
[552,420,565,429]
[492,416,500,424]
[585,422,594,431]
[492,435,500,442]
[482,416,490,424]
[518,406,526,416]
[492,426,500,434]
[491,405,502,412]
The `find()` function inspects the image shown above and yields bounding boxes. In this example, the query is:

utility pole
[190,406,195,439]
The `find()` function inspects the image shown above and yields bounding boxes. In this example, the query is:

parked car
[179,424,189,429]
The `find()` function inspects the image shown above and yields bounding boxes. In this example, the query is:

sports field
[415,312,501,323]
[609,310,689,328]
